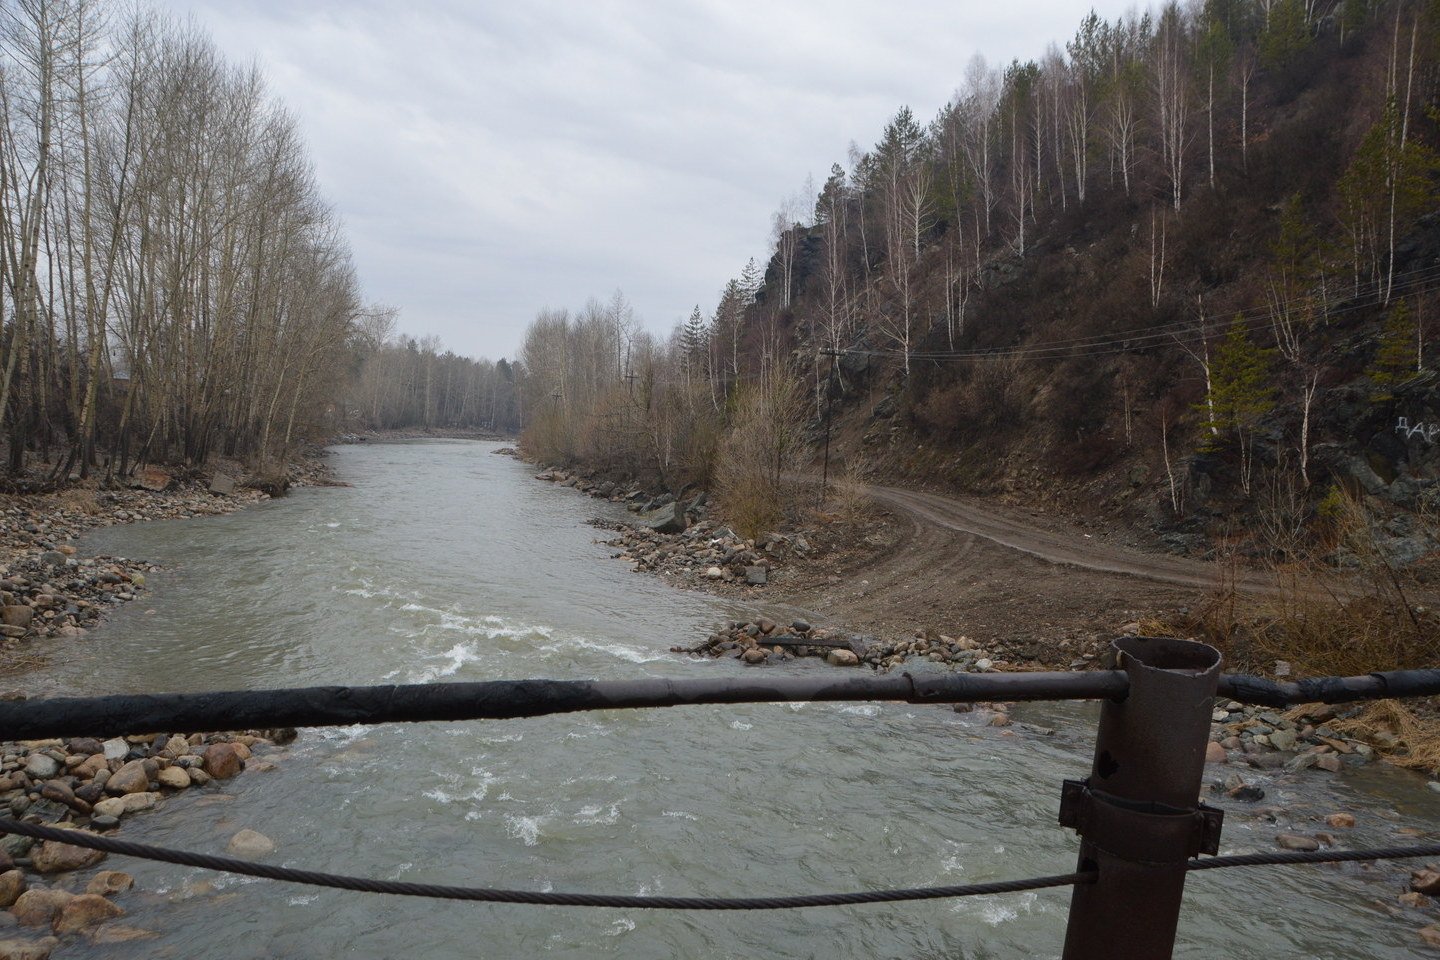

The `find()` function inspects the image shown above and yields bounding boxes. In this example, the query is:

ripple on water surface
[51,440,1440,959]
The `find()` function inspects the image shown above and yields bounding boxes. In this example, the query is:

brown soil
[772,481,1259,669]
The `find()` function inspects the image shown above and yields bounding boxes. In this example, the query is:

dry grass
[1328,700,1440,773]
[827,456,875,523]
[1153,488,1440,772]
[1167,489,1440,677]
[56,487,102,516]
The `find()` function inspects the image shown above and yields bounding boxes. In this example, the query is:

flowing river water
[31,439,1440,958]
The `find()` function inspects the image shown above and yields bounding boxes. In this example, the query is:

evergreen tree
[1200,318,1276,445]
[1370,300,1419,400]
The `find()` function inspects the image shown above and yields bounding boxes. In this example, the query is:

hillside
[518,0,1440,566]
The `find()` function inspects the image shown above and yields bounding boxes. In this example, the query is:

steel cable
[0,818,1091,910]
[1189,844,1440,871]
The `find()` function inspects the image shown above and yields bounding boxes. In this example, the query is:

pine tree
[1370,300,1418,401]
[1199,318,1276,493]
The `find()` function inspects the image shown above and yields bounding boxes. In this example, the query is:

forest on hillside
[519,0,1440,550]
[0,0,517,488]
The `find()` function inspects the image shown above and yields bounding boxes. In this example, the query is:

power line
[843,264,1440,365]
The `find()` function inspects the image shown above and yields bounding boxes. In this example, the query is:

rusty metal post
[1060,636,1224,960]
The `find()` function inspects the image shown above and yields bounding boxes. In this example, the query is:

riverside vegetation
[514,0,1440,787]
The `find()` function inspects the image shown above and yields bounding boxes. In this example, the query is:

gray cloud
[157,0,1140,359]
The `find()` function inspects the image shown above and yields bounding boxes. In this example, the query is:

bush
[715,372,804,539]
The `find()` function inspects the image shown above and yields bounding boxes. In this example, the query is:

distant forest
[0,0,517,485]
[519,0,1440,540]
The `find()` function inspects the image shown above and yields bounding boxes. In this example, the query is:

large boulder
[52,895,124,935]
[10,889,74,926]
[208,473,237,496]
[226,830,275,858]
[30,839,105,875]
[132,467,171,492]
[645,501,688,535]
[0,869,25,908]
[0,936,59,960]
[202,743,245,780]
[104,760,151,796]
[0,607,33,630]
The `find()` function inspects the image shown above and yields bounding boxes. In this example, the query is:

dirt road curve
[866,484,1277,594]
[776,480,1275,658]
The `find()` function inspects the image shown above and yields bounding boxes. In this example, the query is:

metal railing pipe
[1060,637,1223,960]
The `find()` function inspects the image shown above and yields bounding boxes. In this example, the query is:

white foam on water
[424,768,498,806]
[505,814,545,846]
[662,810,699,821]
[952,891,1038,925]
[729,720,753,731]
[309,724,375,743]
[838,704,881,717]
[606,918,636,936]
[542,637,662,664]
[410,642,485,682]
[288,894,320,906]
[574,803,620,825]
[325,522,340,529]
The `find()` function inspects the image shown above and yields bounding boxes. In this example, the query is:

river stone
[1275,833,1320,852]
[209,473,237,496]
[1314,753,1343,773]
[21,756,58,780]
[37,782,86,815]
[0,871,24,908]
[226,830,275,858]
[202,743,244,779]
[0,936,58,960]
[105,760,150,795]
[160,736,191,760]
[31,839,106,874]
[73,754,106,780]
[744,566,767,586]
[705,566,724,580]
[826,649,860,667]
[1414,870,1440,895]
[100,739,127,762]
[85,872,133,897]
[1269,728,1298,751]
[89,925,157,944]
[92,792,158,819]
[10,889,74,926]
[89,816,119,831]
[157,767,190,789]
[0,607,33,629]
[52,895,123,935]
[1205,741,1227,764]
[1326,812,1356,829]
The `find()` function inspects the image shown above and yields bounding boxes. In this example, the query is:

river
[37,439,1440,958]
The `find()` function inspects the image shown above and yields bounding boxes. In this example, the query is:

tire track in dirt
[866,484,1278,594]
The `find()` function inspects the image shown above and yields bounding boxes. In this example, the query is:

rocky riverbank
[0,446,339,676]
[0,729,291,955]
[531,463,824,593]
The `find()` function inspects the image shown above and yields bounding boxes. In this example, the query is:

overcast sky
[157,0,1140,360]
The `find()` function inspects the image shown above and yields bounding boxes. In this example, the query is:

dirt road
[866,484,1280,593]
[775,482,1269,666]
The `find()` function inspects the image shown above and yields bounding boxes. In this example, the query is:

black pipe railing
[3,641,1439,960]
[2,666,1437,741]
